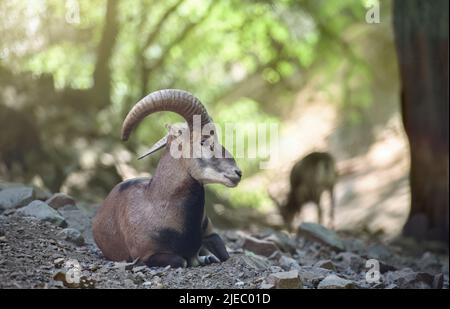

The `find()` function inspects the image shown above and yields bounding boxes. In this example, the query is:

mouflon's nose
[234,169,242,178]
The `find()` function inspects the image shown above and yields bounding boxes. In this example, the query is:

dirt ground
[1,213,448,289]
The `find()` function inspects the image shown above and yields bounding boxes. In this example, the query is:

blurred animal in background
[272,152,338,230]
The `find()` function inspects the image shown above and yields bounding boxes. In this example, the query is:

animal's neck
[148,150,204,203]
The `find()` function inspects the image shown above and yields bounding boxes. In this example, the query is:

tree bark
[93,0,119,108]
[393,0,449,243]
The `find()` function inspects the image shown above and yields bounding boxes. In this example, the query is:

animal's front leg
[202,233,230,262]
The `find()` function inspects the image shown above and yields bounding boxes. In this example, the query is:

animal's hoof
[198,255,220,265]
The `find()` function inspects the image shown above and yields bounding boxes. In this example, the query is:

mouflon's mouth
[224,175,241,186]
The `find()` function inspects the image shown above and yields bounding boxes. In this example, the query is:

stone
[54,258,65,268]
[0,187,35,211]
[267,270,303,289]
[260,283,275,289]
[298,266,333,287]
[385,268,434,289]
[317,274,356,289]
[343,238,366,254]
[113,260,138,271]
[432,273,444,289]
[385,283,398,289]
[278,255,301,271]
[315,260,336,271]
[297,222,345,251]
[0,181,20,190]
[17,200,67,227]
[58,205,94,244]
[241,253,272,270]
[132,266,148,273]
[34,187,52,201]
[333,252,365,272]
[53,271,80,288]
[263,231,297,253]
[57,228,85,246]
[270,266,284,273]
[268,251,283,260]
[46,193,76,210]
[366,243,392,260]
[418,252,444,273]
[242,235,280,257]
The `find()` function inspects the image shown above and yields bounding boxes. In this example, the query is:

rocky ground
[0,182,448,289]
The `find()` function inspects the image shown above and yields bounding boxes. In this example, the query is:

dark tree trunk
[393,0,449,243]
[92,0,119,108]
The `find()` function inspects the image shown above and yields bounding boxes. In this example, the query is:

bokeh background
[0,0,447,243]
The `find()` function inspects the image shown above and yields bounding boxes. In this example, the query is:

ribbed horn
[121,89,211,141]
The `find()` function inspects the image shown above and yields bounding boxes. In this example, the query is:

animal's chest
[154,186,205,258]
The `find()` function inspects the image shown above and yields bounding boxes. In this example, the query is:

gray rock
[260,282,275,289]
[385,268,434,289]
[268,250,283,260]
[267,270,303,289]
[0,187,35,211]
[317,274,356,289]
[242,235,280,257]
[58,228,85,246]
[16,200,67,227]
[0,182,50,201]
[366,243,392,260]
[298,266,332,287]
[297,222,345,251]
[418,252,445,274]
[46,193,76,209]
[278,255,301,271]
[241,253,272,270]
[343,238,366,254]
[0,182,28,191]
[58,205,94,244]
[113,260,138,271]
[263,231,297,254]
[314,260,336,271]
[334,252,365,273]
[34,187,52,201]
[432,273,444,289]
[385,283,399,289]
[270,266,284,273]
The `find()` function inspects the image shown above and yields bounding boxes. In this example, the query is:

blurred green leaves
[0,0,389,206]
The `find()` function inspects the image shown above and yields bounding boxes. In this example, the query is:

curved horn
[121,89,211,141]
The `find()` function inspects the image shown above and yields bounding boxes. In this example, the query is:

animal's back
[92,177,151,261]
[291,152,336,186]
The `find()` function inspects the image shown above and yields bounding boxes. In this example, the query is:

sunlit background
[0,0,408,238]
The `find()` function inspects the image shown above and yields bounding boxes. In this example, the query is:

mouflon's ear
[138,135,168,160]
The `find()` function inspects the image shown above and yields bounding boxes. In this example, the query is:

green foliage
[0,0,389,207]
